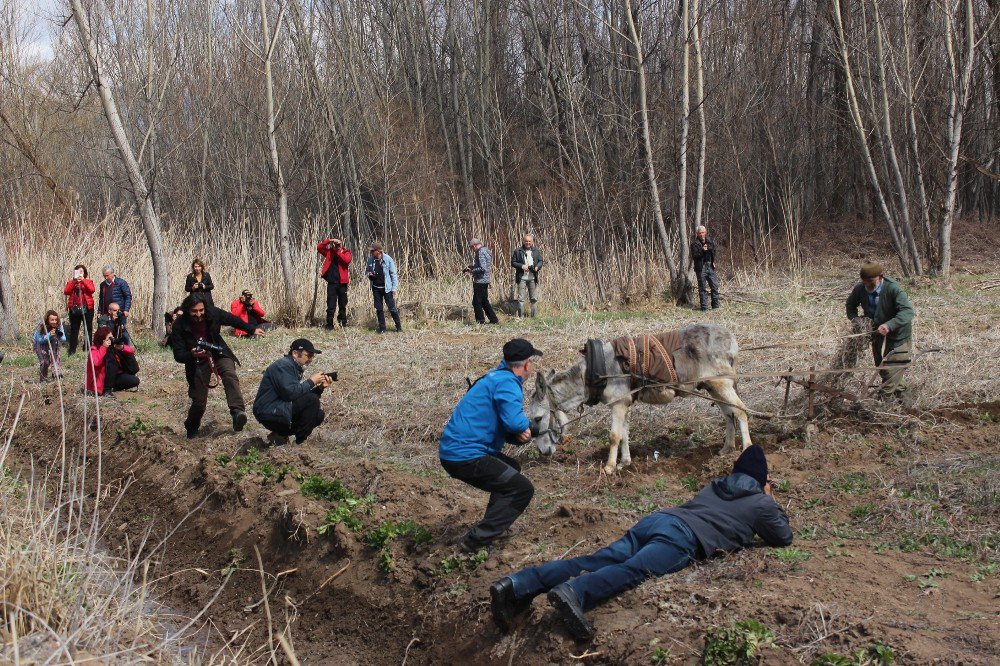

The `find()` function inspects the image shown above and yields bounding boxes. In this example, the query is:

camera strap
[202,355,221,389]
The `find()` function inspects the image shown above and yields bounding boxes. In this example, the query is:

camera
[194,337,225,354]
[323,371,338,382]
[71,305,85,316]
[111,335,128,346]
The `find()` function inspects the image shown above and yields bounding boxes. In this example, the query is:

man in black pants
[439,339,542,552]
[691,225,720,311]
[253,338,334,446]
[170,294,266,438]
[463,238,499,325]
[317,236,353,328]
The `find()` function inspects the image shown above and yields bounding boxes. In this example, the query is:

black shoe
[186,427,198,439]
[458,536,492,554]
[547,583,595,641]
[231,410,247,432]
[490,577,533,632]
[376,329,386,334]
[323,323,335,331]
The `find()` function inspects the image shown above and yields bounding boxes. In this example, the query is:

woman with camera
[63,264,96,355]
[32,310,66,382]
[85,326,140,396]
[184,258,215,307]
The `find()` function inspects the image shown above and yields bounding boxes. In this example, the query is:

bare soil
[3,272,998,665]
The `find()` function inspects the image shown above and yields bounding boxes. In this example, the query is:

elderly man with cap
[439,338,542,552]
[846,262,915,401]
[253,338,334,446]
[489,444,792,640]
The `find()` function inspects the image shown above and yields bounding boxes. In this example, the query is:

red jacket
[317,240,352,284]
[230,298,267,337]
[64,279,96,311]
[86,343,135,394]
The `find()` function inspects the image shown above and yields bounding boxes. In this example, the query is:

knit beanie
[859,262,883,279]
[732,444,768,488]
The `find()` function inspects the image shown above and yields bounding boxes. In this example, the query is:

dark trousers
[509,512,698,609]
[104,352,140,394]
[256,391,326,444]
[440,451,534,548]
[373,289,402,331]
[68,309,95,355]
[696,264,720,310]
[472,282,499,324]
[184,356,245,431]
[326,282,349,325]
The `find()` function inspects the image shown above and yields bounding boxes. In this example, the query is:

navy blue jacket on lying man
[489,445,792,640]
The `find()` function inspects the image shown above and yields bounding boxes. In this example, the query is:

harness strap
[649,335,679,384]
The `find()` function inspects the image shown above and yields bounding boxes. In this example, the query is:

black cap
[289,338,322,354]
[241,289,253,298]
[503,338,543,362]
[732,445,768,488]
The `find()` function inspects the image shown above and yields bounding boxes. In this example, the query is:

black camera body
[324,371,338,382]
[111,335,128,346]
[195,337,225,354]
[71,305,86,317]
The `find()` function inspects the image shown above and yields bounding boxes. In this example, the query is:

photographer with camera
[317,236,353,329]
[365,242,402,333]
[85,326,139,396]
[170,294,265,439]
[230,290,276,337]
[184,258,215,307]
[63,264,96,355]
[32,310,66,382]
[253,338,333,446]
[99,303,132,346]
[97,265,132,330]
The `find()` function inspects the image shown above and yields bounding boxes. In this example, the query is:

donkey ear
[547,369,556,380]
[536,371,546,390]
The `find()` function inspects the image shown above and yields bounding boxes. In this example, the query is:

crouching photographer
[171,294,266,439]
[253,338,333,446]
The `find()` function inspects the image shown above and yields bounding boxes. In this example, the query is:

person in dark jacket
[253,338,334,446]
[845,262,915,401]
[489,445,792,640]
[463,238,499,325]
[317,236,353,328]
[511,234,543,318]
[100,302,131,346]
[170,294,265,438]
[64,264,96,355]
[691,225,720,311]
[97,265,132,325]
[439,339,542,552]
[184,258,215,307]
[365,243,402,333]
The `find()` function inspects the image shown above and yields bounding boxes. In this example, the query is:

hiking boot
[231,410,248,432]
[489,577,533,632]
[547,583,595,641]
[458,535,492,555]
[186,426,198,439]
[266,432,289,447]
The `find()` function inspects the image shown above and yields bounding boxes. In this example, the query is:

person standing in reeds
[32,310,66,382]
[511,234,543,318]
[691,226,720,311]
[365,242,402,333]
[86,326,140,396]
[464,238,500,325]
[317,236,353,329]
[63,264,95,355]
[184,259,215,308]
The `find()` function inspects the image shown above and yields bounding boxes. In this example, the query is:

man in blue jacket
[489,445,792,640]
[440,338,542,552]
[98,265,133,332]
[365,242,402,333]
[253,338,334,446]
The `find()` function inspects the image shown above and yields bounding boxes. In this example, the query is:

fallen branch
[570,650,602,659]
[319,559,352,589]
[401,637,421,666]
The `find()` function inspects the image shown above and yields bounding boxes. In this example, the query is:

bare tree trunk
[623,0,680,297]
[0,231,19,341]
[940,0,975,277]
[259,0,297,319]
[69,0,167,339]
[692,0,707,234]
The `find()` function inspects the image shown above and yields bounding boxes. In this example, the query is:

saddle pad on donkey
[610,331,684,385]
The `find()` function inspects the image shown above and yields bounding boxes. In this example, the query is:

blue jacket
[439,361,530,462]
[98,278,132,314]
[365,253,400,293]
[253,354,316,425]
[32,322,67,348]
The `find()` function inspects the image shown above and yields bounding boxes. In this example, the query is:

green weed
[849,503,876,521]
[437,549,490,576]
[221,548,245,577]
[701,619,773,665]
[681,475,701,492]
[651,646,668,664]
[772,547,811,565]
[830,472,871,494]
[971,562,998,582]
[810,642,893,665]
[299,474,357,502]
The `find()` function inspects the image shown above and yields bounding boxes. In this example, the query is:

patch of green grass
[811,642,894,665]
[437,549,490,575]
[971,562,998,583]
[215,453,232,466]
[830,472,871,494]
[603,491,659,514]
[8,354,37,368]
[365,519,433,549]
[796,525,819,540]
[299,474,357,502]
[701,619,773,665]
[651,646,668,664]
[317,503,364,533]
[681,475,701,492]
[772,547,811,565]
[849,503,876,521]
[115,417,151,439]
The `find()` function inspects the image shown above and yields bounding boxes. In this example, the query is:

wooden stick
[319,559,351,589]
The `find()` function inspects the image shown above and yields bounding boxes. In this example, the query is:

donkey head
[530,370,563,457]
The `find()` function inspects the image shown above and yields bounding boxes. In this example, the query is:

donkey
[529,323,752,474]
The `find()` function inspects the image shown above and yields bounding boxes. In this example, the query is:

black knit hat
[732,445,768,488]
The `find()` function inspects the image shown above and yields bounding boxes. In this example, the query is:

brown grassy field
[1,240,998,663]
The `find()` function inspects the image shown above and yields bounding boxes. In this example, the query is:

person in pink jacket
[86,327,140,396]
[317,237,352,328]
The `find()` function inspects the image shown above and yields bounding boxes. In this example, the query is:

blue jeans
[509,512,698,609]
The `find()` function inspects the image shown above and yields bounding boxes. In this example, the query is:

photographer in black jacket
[253,338,334,446]
[171,294,266,438]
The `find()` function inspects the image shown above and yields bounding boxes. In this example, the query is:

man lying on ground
[489,444,792,640]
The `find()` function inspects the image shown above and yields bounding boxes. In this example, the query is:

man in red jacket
[317,237,352,329]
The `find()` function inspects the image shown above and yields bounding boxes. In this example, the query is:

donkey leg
[619,417,632,468]
[706,381,752,455]
[605,402,630,474]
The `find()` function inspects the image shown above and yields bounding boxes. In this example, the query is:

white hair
[102,265,115,274]
[469,238,482,246]
[696,226,707,233]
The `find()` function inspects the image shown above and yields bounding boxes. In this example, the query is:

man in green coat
[845,262,915,401]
